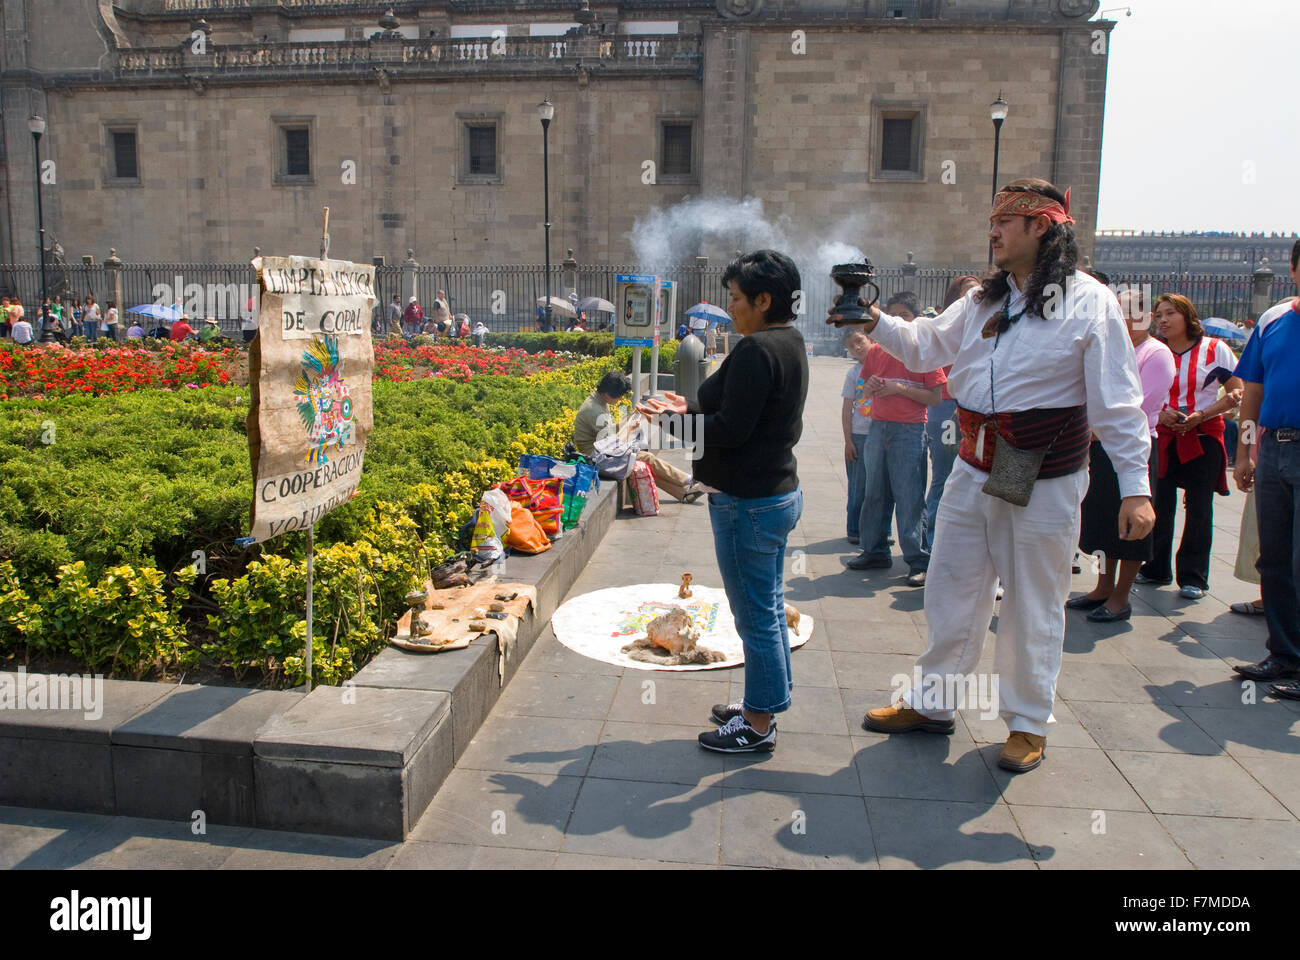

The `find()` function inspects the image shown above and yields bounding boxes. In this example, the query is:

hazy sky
[1094,0,1297,233]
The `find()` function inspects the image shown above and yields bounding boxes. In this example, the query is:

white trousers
[902,460,1088,737]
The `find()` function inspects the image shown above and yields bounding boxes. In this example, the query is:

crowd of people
[0,293,251,345]
[0,294,123,343]
[839,262,1287,634]
[372,290,490,345]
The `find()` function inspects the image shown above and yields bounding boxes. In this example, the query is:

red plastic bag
[627,460,659,517]
[497,475,563,534]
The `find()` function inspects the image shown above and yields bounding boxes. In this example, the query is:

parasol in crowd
[685,301,730,324]
[577,297,616,315]
[128,303,183,322]
[1202,318,1248,342]
[537,296,577,318]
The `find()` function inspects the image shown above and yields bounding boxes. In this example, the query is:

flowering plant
[0,342,238,400]
[0,341,576,400]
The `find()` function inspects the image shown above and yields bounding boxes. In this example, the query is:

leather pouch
[981,431,1047,507]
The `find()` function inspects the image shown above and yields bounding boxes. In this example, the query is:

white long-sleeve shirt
[869,270,1152,498]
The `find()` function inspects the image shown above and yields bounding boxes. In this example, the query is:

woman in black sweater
[638,250,809,752]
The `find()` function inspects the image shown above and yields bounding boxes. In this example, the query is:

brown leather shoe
[998,731,1047,772]
[862,700,955,735]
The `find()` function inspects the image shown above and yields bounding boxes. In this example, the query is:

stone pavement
[4,356,1298,869]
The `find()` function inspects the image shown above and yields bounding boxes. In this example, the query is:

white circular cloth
[550,582,813,672]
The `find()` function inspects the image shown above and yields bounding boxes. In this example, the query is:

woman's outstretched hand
[636,391,689,417]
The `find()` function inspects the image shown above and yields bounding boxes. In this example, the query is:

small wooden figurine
[678,573,693,599]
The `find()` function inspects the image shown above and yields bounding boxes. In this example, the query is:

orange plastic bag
[505,501,551,554]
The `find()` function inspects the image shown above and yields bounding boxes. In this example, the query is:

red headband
[990,187,1074,225]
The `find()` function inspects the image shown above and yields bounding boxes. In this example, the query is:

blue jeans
[859,420,929,572]
[709,488,803,714]
[846,431,893,542]
[1256,432,1300,664]
[1224,419,1239,463]
[84,321,99,341]
[924,399,959,551]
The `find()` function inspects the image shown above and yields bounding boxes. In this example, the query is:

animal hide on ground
[620,607,724,666]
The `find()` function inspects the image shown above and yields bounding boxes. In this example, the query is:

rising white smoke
[629,196,878,331]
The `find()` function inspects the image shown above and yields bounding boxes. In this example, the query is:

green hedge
[484,332,677,373]
[0,359,608,684]
[484,332,617,356]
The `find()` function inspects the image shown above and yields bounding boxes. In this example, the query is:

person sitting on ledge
[573,370,701,504]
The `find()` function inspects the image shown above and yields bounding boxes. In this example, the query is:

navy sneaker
[698,715,776,753]
[847,553,892,570]
[710,701,743,724]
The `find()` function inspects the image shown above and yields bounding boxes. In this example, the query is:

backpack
[590,433,642,481]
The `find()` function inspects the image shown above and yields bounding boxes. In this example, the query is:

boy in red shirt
[847,292,946,586]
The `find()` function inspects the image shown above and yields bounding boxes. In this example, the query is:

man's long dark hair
[976,178,1078,319]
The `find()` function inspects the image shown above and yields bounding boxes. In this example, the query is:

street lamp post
[538,99,554,333]
[29,115,52,343]
[988,93,1009,266]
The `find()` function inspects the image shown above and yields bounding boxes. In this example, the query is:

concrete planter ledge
[0,478,616,841]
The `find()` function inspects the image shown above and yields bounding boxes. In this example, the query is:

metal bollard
[674,331,707,406]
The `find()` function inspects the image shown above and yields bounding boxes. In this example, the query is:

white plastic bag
[470,488,513,562]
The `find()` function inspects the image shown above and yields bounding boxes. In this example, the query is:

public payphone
[652,279,676,397]
[615,274,657,348]
[616,274,662,403]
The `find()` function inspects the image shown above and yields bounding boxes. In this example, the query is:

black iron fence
[2,261,1290,341]
[1101,272,1293,322]
[405,262,995,343]
[0,261,261,336]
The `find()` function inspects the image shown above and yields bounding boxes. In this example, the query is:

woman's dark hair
[597,370,631,398]
[1152,293,1204,341]
[721,249,801,323]
[976,178,1079,321]
[942,275,981,311]
[1292,238,1299,271]
[885,290,921,317]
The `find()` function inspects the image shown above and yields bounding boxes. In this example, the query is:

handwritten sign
[246,255,376,542]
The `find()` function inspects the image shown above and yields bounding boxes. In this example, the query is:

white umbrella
[537,296,577,319]
[577,297,616,315]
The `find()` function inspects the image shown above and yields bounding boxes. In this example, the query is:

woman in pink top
[1070,289,1175,621]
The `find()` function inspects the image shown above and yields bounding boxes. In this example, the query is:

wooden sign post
[243,208,375,691]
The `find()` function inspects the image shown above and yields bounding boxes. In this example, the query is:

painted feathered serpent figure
[293,334,354,465]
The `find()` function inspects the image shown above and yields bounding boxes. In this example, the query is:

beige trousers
[634,451,691,501]
[1234,489,1260,584]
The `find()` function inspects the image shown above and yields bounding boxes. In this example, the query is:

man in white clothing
[831,177,1155,773]
[10,316,33,345]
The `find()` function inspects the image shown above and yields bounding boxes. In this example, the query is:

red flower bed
[0,342,239,400]
[371,342,570,383]
[0,341,572,400]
